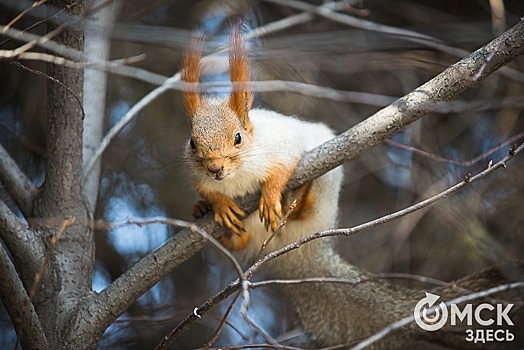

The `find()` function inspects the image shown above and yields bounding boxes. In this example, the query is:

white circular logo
[414,292,448,331]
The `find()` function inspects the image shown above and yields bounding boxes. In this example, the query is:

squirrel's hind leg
[283,181,315,221]
[218,230,251,251]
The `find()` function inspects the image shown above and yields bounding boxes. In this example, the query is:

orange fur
[196,189,246,235]
[283,181,315,221]
[181,36,202,118]
[259,162,298,231]
[219,231,250,251]
[228,28,253,128]
[195,189,251,250]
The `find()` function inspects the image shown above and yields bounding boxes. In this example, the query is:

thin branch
[160,141,523,345]
[0,141,38,215]
[6,59,85,119]
[5,47,524,116]
[2,0,49,33]
[78,18,524,344]
[248,143,523,279]
[203,291,242,348]
[0,24,165,86]
[29,216,76,300]
[385,130,524,167]
[263,0,524,83]
[83,72,180,178]
[350,282,524,350]
[0,241,49,350]
[289,18,524,189]
[109,217,245,280]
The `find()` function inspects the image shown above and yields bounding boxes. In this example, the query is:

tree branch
[82,0,121,211]
[351,282,524,350]
[0,199,44,284]
[263,0,524,84]
[289,17,524,189]
[154,141,523,349]
[0,141,38,216]
[0,237,48,350]
[77,18,524,342]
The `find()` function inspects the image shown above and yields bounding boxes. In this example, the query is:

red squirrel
[180,29,524,350]
[181,29,343,261]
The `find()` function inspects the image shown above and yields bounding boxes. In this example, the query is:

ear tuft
[181,34,202,118]
[228,27,253,128]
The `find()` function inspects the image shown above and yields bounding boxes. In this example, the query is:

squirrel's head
[182,29,253,181]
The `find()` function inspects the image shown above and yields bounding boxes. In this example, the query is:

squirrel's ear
[181,34,202,119]
[228,28,253,129]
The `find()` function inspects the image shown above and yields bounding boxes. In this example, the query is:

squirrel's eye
[189,138,196,150]
[234,133,242,146]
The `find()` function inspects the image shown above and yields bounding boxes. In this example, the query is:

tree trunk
[30,0,95,347]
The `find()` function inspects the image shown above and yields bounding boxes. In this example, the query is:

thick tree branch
[0,241,49,350]
[0,142,38,215]
[0,199,44,284]
[79,18,524,340]
[155,141,524,348]
[289,17,524,189]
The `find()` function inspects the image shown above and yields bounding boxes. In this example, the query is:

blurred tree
[0,0,523,349]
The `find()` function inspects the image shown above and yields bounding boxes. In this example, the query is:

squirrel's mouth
[211,172,229,181]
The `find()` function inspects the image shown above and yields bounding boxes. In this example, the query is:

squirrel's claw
[259,190,282,232]
[212,198,246,235]
[197,195,249,250]
[192,199,212,219]
[193,196,246,235]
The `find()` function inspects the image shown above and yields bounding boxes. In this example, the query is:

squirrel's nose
[205,163,226,180]
[206,164,223,174]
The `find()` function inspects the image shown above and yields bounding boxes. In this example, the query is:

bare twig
[78,18,524,345]
[248,273,455,290]
[289,18,524,189]
[29,216,76,300]
[385,130,524,167]
[2,0,49,33]
[351,282,524,350]
[0,240,49,350]
[256,199,297,259]
[203,291,242,348]
[110,217,245,280]
[162,141,523,344]
[263,0,524,83]
[0,142,38,215]
[6,59,85,119]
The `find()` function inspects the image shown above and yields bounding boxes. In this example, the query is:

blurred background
[1,0,523,348]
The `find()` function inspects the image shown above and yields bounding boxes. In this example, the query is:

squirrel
[181,30,523,349]
[181,29,343,263]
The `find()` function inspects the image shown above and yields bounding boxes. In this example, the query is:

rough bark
[0,5,522,349]
[29,0,95,347]
[77,17,524,345]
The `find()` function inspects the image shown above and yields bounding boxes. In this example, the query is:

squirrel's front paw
[192,199,212,219]
[212,197,246,236]
[259,188,282,232]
